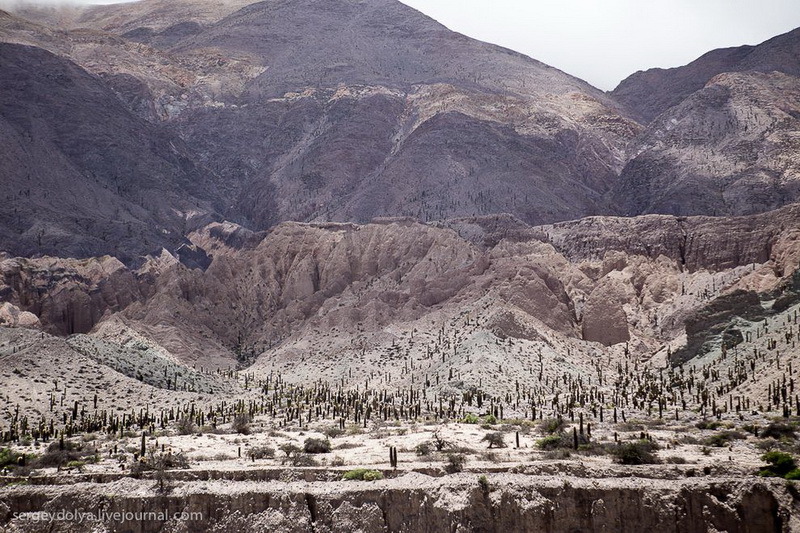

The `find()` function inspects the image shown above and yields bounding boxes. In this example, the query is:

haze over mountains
[1,0,800,399]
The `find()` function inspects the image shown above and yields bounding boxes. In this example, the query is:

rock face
[1,206,798,373]
[0,302,40,329]
[0,255,145,336]
[613,71,800,217]
[0,474,795,533]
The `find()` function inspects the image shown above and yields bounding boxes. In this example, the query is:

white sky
[399,0,800,90]
[4,0,799,90]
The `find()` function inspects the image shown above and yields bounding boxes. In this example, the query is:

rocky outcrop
[1,205,799,367]
[0,302,40,329]
[0,474,796,533]
[543,204,800,272]
[581,276,631,346]
[0,255,145,336]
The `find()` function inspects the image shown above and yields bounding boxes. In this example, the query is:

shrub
[478,474,490,493]
[483,414,498,425]
[431,430,452,452]
[279,443,302,458]
[664,456,689,464]
[540,418,564,434]
[342,468,383,481]
[759,451,800,479]
[537,433,569,450]
[176,417,196,436]
[303,438,331,454]
[762,423,797,441]
[543,449,572,460]
[462,413,480,424]
[363,470,383,481]
[611,440,660,465]
[232,414,252,435]
[704,431,745,448]
[0,448,28,469]
[131,450,189,477]
[445,453,466,474]
[65,460,86,472]
[247,445,275,460]
[34,441,93,469]
[482,432,506,449]
[323,427,345,439]
[289,453,318,467]
[415,442,432,456]
[696,420,723,431]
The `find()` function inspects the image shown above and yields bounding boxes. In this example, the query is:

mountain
[3,0,638,244]
[0,42,221,261]
[159,0,637,228]
[613,69,800,217]
[612,27,800,124]
[0,1,799,379]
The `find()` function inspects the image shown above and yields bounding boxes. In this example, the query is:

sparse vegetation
[482,432,506,449]
[759,451,800,479]
[445,453,466,473]
[247,445,276,460]
[611,440,660,465]
[303,438,331,454]
[342,468,383,481]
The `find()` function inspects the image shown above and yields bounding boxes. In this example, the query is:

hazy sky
[5,0,800,89]
[399,0,800,90]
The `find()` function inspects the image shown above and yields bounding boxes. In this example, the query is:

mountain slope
[612,27,800,123]
[0,42,220,261]
[7,0,638,232]
[164,0,637,228]
[613,70,800,217]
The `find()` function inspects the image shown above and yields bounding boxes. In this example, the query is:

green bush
[759,451,800,479]
[303,438,331,454]
[0,447,34,470]
[537,433,569,450]
[363,470,384,481]
[342,468,383,481]
[65,460,86,471]
[611,440,660,465]
[461,413,480,424]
